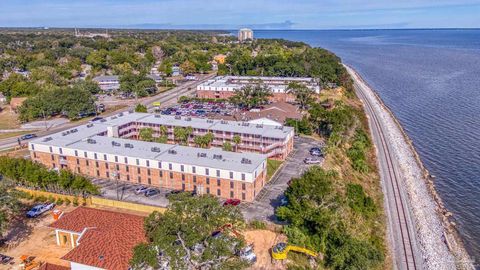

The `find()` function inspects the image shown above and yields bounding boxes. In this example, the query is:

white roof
[248,118,282,127]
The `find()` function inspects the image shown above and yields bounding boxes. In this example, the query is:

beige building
[238,28,253,42]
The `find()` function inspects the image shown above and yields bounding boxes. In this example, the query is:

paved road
[347,66,423,270]
[0,74,215,151]
[241,137,322,221]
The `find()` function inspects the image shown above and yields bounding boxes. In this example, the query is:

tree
[180,60,196,75]
[0,183,22,236]
[229,83,272,109]
[139,128,154,142]
[174,126,193,145]
[286,82,315,110]
[135,103,147,113]
[222,142,233,151]
[233,135,241,152]
[130,194,249,270]
[156,126,169,143]
[194,132,214,148]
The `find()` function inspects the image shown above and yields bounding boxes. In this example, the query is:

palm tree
[233,135,241,152]
[229,82,272,109]
[286,82,315,111]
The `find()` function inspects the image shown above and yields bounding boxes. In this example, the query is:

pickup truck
[26,203,55,218]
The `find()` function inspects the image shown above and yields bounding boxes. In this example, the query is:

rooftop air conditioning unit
[168,149,177,154]
[241,158,252,164]
[43,137,53,142]
[213,154,222,160]
[87,139,96,144]
[151,147,161,152]
[197,153,207,158]
[87,123,94,128]
[111,141,121,147]
[124,143,134,148]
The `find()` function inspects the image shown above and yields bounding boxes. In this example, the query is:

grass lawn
[0,130,32,140]
[0,107,20,130]
[266,159,283,181]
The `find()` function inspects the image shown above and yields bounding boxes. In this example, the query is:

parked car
[166,190,182,198]
[134,186,149,195]
[90,116,103,122]
[304,157,322,164]
[310,149,323,157]
[238,244,257,264]
[223,199,241,207]
[26,203,55,218]
[144,189,159,197]
[20,134,37,140]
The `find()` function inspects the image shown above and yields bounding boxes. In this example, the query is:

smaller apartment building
[197,76,320,102]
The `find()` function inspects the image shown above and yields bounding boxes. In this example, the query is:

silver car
[304,157,322,164]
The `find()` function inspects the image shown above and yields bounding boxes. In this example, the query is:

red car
[223,199,241,206]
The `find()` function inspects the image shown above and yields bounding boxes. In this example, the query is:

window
[181,165,184,172]
[169,172,173,179]
[217,189,221,196]
[206,187,210,194]
[106,171,109,178]
[52,163,56,168]
[230,191,234,198]
[147,169,151,176]
[76,159,79,165]
[115,156,118,162]
[146,160,150,167]
[127,175,130,181]
[192,166,196,173]
[229,172,233,179]
[137,168,141,174]
[148,178,151,185]
[124,157,128,164]
[230,181,234,189]
[242,183,246,190]
[59,148,63,154]
[136,159,139,165]
[95,161,99,168]
[49,146,53,153]
[86,160,89,166]
[160,171,163,177]
[217,179,221,186]
[242,193,246,200]
[116,164,119,170]
[138,176,141,183]
[206,168,209,175]
[241,173,245,181]
[31,144,35,150]
[77,167,80,173]
[182,183,185,190]
[126,165,129,172]
[216,170,220,177]
[103,154,107,161]
[105,163,109,169]
[193,176,196,183]
[33,152,37,158]
[74,150,78,157]
[169,163,172,170]
[51,155,55,161]
[96,170,100,176]
[206,178,210,185]
[84,152,87,158]
[181,174,185,181]
[158,161,162,168]
[94,153,98,159]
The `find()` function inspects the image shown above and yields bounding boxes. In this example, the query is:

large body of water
[253,29,480,261]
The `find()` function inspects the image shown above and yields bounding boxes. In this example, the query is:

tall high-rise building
[238,28,253,42]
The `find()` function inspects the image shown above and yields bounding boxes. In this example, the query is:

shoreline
[346,65,473,269]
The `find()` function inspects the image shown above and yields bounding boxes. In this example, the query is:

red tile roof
[49,207,146,270]
[39,263,70,270]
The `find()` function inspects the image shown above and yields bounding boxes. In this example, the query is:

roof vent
[256,124,263,128]
[43,137,53,142]
[111,116,117,120]
[118,112,123,117]
[197,152,207,158]
[242,122,250,126]
[100,119,107,123]
[206,119,214,123]
[221,120,228,124]
[70,128,78,133]
[154,114,161,118]
[124,143,134,148]
[213,154,223,160]
[61,131,70,136]
[185,117,191,121]
[151,147,161,152]
[174,116,181,120]
[241,158,252,164]
[87,123,94,128]
[87,139,96,144]
[111,141,121,147]
[168,149,177,155]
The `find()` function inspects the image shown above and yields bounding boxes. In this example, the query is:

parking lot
[241,136,324,222]
[92,136,324,220]
[159,101,239,118]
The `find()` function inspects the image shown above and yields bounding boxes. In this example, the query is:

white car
[26,203,55,218]
[134,186,149,194]
[304,157,322,164]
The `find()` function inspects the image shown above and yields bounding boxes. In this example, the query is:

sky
[0,0,479,29]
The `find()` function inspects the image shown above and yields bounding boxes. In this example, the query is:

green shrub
[35,195,47,202]
[73,197,79,206]
[64,198,71,205]
[48,195,55,203]
[56,198,64,205]
[249,220,266,230]
[346,184,376,216]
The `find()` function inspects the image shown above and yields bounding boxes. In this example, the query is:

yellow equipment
[152,101,161,107]
[271,242,318,260]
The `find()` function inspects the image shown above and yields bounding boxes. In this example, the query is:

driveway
[241,137,323,222]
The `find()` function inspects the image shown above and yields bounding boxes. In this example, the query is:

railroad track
[354,80,419,270]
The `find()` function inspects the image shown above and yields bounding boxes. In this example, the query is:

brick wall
[32,151,266,202]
